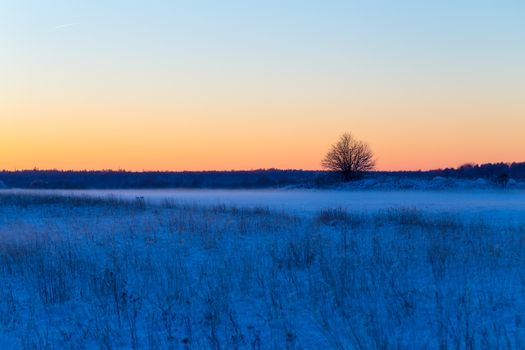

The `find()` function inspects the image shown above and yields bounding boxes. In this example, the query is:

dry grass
[0,193,524,349]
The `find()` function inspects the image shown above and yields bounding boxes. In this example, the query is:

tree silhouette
[322,133,375,181]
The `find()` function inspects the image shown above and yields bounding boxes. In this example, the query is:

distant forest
[1,162,524,189]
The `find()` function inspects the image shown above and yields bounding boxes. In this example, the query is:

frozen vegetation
[1,191,525,348]
[5,188,525,217]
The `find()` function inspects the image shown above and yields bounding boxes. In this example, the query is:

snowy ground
[0,191,525,348]
[5,188,525,215]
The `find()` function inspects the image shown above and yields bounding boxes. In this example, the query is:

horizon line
[2,162,522,174]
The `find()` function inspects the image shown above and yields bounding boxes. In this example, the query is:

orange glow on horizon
[2,1,524,171]
[2,101,524,172]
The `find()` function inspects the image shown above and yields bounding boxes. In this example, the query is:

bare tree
[322,133,375,181]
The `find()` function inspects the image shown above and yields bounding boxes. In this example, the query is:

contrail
[54,22,80,30]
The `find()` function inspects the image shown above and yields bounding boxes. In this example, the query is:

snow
[1,190,525,348]
[333,176,525,190]
[5,188,525,216]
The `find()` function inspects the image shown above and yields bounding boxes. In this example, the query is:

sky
[1,0,524,171]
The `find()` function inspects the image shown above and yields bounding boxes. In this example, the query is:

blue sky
[1,0,524,170]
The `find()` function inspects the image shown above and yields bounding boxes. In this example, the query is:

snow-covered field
[1,190,525,348]
[5,188,525,215]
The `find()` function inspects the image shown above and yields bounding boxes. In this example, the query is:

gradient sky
[1,0,524,171]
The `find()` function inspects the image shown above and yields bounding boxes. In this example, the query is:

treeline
[441,162,525,179]
[391,162,525,180]
[0,162,524,189]
[0,169,322,189]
